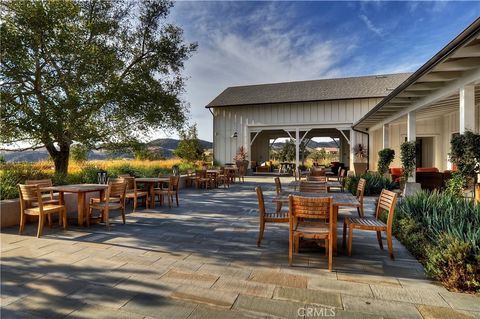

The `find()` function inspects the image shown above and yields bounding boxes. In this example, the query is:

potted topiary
[234,145,249,172]
[377,148,395,178]
[353,144,368,176]
[400,141,421,196]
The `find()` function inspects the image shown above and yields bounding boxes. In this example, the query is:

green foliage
[390,190,480,292]
[70,144,90,163]
[400,141,416,179]
[450,131,480,183]
[377,148,395,175]
[309,148,327,162]
[1,0,196,174]
[133,144,163,161]
[344,172,397,196]
[277,139,309,162]
[425,234,479,292]
[0,155,6,164]
[0,163,52,200]
[445,172,464,198]
[174,125,204,163]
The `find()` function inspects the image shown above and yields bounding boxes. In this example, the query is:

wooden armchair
[307,175,327,182]
[18,184,67,237]
[299,181,327,193]
[216,167,229,188]
[26,179,59,205]
[343,189,398,259]
[123,177,149,211]
[154,175,180,208]
[274,177,284,213]
[356,178,366,217]
[89,180,127,228]
[195,170,212,189]
[255,186,288,246]
[288,195,334,271]
[185,170,196,188]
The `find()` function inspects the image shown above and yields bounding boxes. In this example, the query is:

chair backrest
[307,175,327,182]
[18,184,42,211]
[196,170,206,178]
[109,180,127,198]
[310,168,325,176]
[289,195,333,221]
[26,179,53,188]
[255,186,266,217]
[357,178,366,201]
[121,176,135,191]
[118,174,131,178]
[375,189,398,231]
[274,177,282,195]
[170,175,180,191]
[299,181,327,193]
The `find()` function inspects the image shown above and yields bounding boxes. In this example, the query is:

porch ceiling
[354,18,480,131]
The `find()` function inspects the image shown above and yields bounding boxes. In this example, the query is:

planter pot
[403,182,422,197]
[353,163,368,176]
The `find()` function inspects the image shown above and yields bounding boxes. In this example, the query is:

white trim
[338,129,351,145]
[250,131,261,146]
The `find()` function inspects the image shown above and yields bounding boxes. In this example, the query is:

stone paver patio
[1,177,479,319]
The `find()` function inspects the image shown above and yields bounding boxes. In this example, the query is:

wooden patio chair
[89,180,127,229]
[255,186,288,246]
[216,167,229,188]
[343,189,398,259]
[195,170,212,189]
[299,181,327,193]
[310,168,326,176]
[122,176,149,211]
[18,184,67,238]
[274,177,284,213]
[307,175,327,182]
[26,179,59,205]
[288,195,334,271]
[185,170,196,188]
[356,178,366,217]
[154,175,180,208]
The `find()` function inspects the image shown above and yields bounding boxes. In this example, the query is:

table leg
[333,205,338,256]
[77,192,86,226]
[150,183,155,208]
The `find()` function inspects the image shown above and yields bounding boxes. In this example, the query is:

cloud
[359,14,384,37]
[168,2,357,140]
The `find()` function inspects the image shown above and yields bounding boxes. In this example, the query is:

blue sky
[164,1,480,141]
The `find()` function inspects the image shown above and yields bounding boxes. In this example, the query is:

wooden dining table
[41,184,109,226]
[135,177,170,207]
[206,170,221,188]
[288,180,343,191]
[272,191,360,254]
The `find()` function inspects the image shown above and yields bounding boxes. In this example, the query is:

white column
[295,128,300,173]
[407,111,416,182]
[459,84,476,134]
[349,129,356,174]
[382,124,389,149]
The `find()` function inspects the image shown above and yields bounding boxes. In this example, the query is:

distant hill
[1,138,213,163]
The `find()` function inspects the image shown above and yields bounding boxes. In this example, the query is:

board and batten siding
[211,97,383,164]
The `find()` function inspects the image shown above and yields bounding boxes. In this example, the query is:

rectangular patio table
[272,191,360,254]
[288,180,342,191]
[135,177,170,207]
[41,184,108,226]
[206,170,221,188]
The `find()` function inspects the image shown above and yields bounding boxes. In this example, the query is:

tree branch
[0,144,44,151]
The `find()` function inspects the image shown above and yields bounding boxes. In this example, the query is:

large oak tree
[1,0,196,174]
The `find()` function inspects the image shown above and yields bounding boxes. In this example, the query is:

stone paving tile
[249,269,308,288]
[196,263,252,279]
[171,285,238,308]
[114,273,179,296]
[233,295,303,319]
[308,277,374,298]
[24,275,86,297]
[274,286,342,308]
[69,284,137,309]
[159,269,219,288]
[440,291,480,312]
[0,308,45,319]
[337,272,401,287]
[213,277,275,298]
[65,304,143,319]
[4,293,85,319]
[370,285,449,307]
[342,295,423,319]
[121,293,197,319]
[187,305,265,319]
[325,309,383,319]
[398,277,449,292]
[416,305,476,319]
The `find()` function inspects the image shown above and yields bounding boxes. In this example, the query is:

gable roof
[206,73,411,108]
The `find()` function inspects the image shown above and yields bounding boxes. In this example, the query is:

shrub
[445,172,465,198]
[377,148,395,175]
[392,190,480,293]
[0,163,52,200]
[400,141,416,180]
[345,172,397,196]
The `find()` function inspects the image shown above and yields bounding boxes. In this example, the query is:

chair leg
[257,221,265,247]
[356,207,362,218]
[347,227,354,256]
[294,237,300,253]
[328,236,333,272]
[276,202,282,213]
[121,206,126,224]
[37,214,45,238]
[342,220,347,248]
[376,231,384,250]
[175,193,179,207]
[19,212,26,235]
[62,209,68,229]
[387,231,394,260]
[168,194,172,208]
[47,213,52,228]
[288,231,293,266]
[105,209,110,230]
[133,197,137,211]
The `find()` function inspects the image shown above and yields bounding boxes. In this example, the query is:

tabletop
[273,191,359,207]
[41,184,108,193]
[288,181,342,188]
[135,177,170,183]
[206,170,221,173]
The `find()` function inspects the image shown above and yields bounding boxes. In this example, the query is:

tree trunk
[45,142,71,175]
